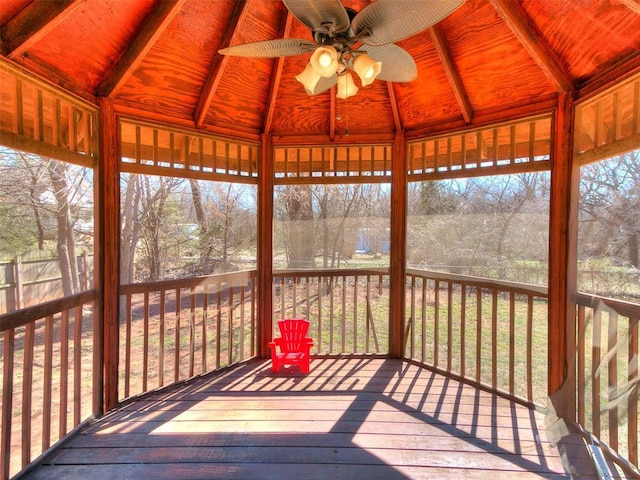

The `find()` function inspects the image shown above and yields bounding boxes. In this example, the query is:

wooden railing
[0,291,98,480]
[404,269,549,406]
[118,270,257,400]
[273,268,390,355]
[575,292,639,469]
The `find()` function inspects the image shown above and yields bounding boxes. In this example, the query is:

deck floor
[26,357,598,479]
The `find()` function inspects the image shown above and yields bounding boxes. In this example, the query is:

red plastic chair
[269,319,313,374]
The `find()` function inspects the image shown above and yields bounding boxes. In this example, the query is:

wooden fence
[0,254,93,315]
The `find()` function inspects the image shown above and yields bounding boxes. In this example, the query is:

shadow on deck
[25,357,599,479]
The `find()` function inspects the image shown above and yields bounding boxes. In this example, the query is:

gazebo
[1,0,639,478]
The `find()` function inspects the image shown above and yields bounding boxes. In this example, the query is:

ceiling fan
[219,0,466,99]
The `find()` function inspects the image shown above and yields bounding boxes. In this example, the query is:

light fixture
[296,44,383,99]
[295,63,323,95]
[352,54,382,87]
[310,45,339,77]
[336,71,359,99]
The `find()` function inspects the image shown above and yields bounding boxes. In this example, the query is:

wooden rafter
[1,0,86,59]
[430,24,473,124]
[264,13,294,135]
[618,0,640,15]
[488,0,573,93]
[194,0,249,129]
[387,82,402,133]
[97,0,186,98]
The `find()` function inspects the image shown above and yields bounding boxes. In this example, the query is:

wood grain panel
[24,0,155,91]
[522,0,640,82]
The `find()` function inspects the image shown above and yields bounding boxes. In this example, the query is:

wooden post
[389,131,407,357]
[13,255,23,311]
[548,92,578,420]
[97,97,120,413]
[257,133,274,358]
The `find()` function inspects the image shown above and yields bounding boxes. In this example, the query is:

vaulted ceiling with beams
[1,0,639,144]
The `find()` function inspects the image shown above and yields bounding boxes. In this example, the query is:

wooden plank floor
[27,358,599,479]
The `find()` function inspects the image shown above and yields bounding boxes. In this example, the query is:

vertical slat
[434,280,440,365]
[143,292,149,392]
[526,296,534,403]
[198,137,204,171]
[228,282,234,365]
[353,275,359,352]
[73,305,82,425]
[1,329,14,480]
[251,275,256,356]
[202,290,209,372]
[492,128,498,166]
[476,287,482,383]
[607,311,618,451]
[447,282,453,372]
[628,317,638,465]
[410,275,416,358]
[577,305,586,426]
[366,276,371,352]
[593,100,602,147]
[42,315,53,450]
[509,125,516,163]
[16,79,23,135]
[125,294,132,398]
[135,125,141,164]
[53,98,60,147]
[592,308,602,438]
[216,288,222,369]
[491,290,498,390]
[460,284,466,377]
[318,276,323,352]
[529,121,536,162]
[37,90,44,141]
[292,276,297,318]
[461,134,467,169]
[330,276,335,353]
[159,290,165,387]
[22,322,35,467]
[183,135,190,170]
[225,142,230,174]
[59,310,69,438]
[509,291,515,395]
[153,128,159,166]
[169,132,175,168]
[240,281,245,360]
[189,287,196,377]
[341,276,347,353]
[175,288,181,383]
[421,278,427,363]
[446,137,452,170]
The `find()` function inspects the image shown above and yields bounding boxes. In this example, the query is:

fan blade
[282,0,350,34]
[358,44,417,83]
[219,38,315,58]
[352,0,465,46]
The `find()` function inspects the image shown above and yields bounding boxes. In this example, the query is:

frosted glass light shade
[295,63,323,95]
[336,72,359,99]
[310,46,339,77]
[353,54,382,87]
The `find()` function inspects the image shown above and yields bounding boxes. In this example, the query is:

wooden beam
[264,13,294,135]
[97,0,186,98]
[489,0,573,93]
[387,82,403,132]
[548,92,578,421]
[2,0,85,59]
[389,131,407,358]
[97,97,120,413]
[429,24,473,124]
[618,0,640,15]
[257,134,274,358]
[194,0,249,129]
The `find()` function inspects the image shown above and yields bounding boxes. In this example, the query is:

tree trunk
[47,159,77,296]
[629,233,639,268]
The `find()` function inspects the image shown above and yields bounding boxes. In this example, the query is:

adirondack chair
[269,319,313,374]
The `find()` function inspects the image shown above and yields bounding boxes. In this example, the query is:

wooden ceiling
[1,0,639,145]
